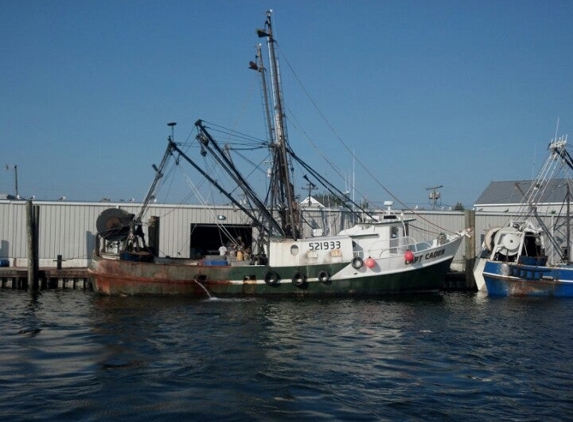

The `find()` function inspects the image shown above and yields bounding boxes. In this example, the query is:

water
[1,290,572,421]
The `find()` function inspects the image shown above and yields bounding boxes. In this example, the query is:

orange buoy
[404,250,414,264]
[365,257,376,269]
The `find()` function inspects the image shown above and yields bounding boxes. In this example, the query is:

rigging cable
[278,47,454,234]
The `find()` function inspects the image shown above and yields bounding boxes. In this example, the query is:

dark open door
[190,224,252,258]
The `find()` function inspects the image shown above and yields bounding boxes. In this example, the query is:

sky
[1,0,573,210]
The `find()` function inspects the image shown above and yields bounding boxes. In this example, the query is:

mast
[249,43,277,233]
[565,181,571,263]
[257,10,301,239]
[249,44,275,152]
[521,136,573,262]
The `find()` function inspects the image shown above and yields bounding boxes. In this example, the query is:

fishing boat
[473,135,573,297]
[88,10,468,297]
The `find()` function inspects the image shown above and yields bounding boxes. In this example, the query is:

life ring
[317,270,330,283]
[292,272,306,287]
[264,271,280,286]
[351,257,363,269]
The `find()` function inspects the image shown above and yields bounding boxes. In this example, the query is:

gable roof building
[300,196,325,208]
[474,178,571,213]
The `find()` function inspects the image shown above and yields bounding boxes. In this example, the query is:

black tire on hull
[352,257,363,269]
[292,272,306,287]
[318,270,330,283]
[264,271,280,286]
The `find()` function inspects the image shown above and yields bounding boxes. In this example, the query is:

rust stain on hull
[88,253,455,297]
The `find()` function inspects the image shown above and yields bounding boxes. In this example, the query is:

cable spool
[484,227,501,252]
[96,208,133,240]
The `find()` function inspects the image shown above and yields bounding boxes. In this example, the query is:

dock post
[148,216,160,256]
[26,201,39,290]
[464,209,476,290]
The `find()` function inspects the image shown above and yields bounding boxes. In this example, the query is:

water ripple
[1,291,573,421]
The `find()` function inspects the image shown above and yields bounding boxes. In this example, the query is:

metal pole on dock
[26,200,39,290]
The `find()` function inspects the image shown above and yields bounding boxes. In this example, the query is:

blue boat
[483,259,573,297]
[474,135,573,297]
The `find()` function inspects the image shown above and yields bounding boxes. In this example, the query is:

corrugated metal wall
[0,201,259,265]
[4,200,563,269]
[0,201,27,259]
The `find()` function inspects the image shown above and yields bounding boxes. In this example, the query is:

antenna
[168,122,177,141]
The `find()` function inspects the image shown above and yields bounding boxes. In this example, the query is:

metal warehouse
[2,199,566,274]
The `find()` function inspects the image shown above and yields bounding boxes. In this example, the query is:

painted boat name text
[413,248,446,263]
[308,241,342,251]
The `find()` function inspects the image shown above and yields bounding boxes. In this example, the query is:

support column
[148,216,160,256]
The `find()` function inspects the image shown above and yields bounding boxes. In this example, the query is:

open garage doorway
[189,223,252,258]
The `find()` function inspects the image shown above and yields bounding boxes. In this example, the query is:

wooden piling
[34,203,39,272]
[464,209,476,290]
[26,200,39,290]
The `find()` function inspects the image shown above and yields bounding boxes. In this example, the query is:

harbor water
[1,289,572,421]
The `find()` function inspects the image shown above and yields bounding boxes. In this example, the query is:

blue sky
[1,0,572,209]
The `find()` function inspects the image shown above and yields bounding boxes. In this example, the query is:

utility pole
[5,164,18,198]
[426,185,443,211]
[302,175,316,206]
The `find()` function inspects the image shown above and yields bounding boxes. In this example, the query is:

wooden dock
[0,267,91,290]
